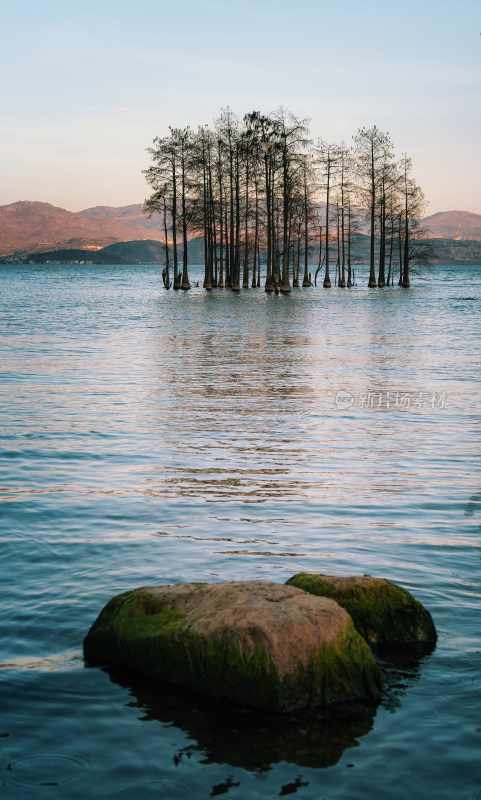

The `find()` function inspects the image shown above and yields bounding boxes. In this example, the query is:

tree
[316,142,340,288]
[337,145,352,288]
[354,126,392,288]
[399,155,425,288]
[143,182,171,289]
[143,131,181,288]
[174,127,192,291]
[144,108,425,295]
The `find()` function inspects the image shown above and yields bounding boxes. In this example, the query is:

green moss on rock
[286,573,437,650]
[303,619,382,707]
[84,582,383,712]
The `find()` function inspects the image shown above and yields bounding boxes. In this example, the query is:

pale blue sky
[1,0,480,212]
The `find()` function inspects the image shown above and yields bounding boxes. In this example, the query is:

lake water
[1,263,480,799]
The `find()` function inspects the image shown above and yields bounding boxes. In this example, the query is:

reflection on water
[0,653,426,799]
[465,492,481,519]
[1,263,481,799]
[111,669,379,772]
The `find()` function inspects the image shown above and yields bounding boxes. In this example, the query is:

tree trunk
[202,135,211,290]
[172,158,179,289]
[302,168,310,287]
[162,193,170,289]
[273,195,281,288]
[207,138,217,287]
[252,173,259,288]
[242,152,250,288]
[217,142,224,288]
[280,140,291,293]
[323,156,331,288]
[228,131,235,289]
[347,204,352,287]
[339,161,346,287]
[335,203,340,287]
[368,139,377,288]
[232,145,241,290]
[264,154,273,291]
[398,214,403,286]
[314,224,322,286]
[180,142,190,290]
[402,182,410,288]
[294,221,301,287]
[224,189,230,288]
[386,209,394,287]
[378,174,386,287]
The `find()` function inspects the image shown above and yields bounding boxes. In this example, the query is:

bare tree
[354,126,392,287]
[144,108,424,295]
[316,142,340,288]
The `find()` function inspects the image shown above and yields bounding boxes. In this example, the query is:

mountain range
[1,201,481,256]
[0,201,162,255]
[422,210,481,241]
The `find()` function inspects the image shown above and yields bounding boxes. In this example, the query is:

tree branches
[143,109,426,292]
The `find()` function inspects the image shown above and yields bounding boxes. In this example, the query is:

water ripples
[1,263,481,798]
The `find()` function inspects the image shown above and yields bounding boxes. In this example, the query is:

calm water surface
[0,263,480,799]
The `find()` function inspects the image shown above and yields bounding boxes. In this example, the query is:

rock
[286,573,437,650]
[84,581,382,712]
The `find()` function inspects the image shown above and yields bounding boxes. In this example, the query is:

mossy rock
[286,573,437,650]
[84,581,382,713]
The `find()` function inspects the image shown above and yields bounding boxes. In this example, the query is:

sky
[1,0,480,214]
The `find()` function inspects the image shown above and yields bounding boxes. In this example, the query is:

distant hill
[0,201,162,255]
[421,238,481,264]
[2,234,480,267]
[423,210,481,241]
[6,238,205,265]
[1,200,481,257]
[77,204,163,236]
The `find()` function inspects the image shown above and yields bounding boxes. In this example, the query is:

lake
[1,263,480,799]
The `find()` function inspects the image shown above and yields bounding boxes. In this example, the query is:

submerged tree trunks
[162,194,170,289]
[324,160,331,288]
[368,139,377,288]
[144,112,423,295]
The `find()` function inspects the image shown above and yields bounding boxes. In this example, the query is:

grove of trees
[143,109,425,292]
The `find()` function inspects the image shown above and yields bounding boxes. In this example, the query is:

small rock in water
[286,573,437,650]
[210,776,240,796]
[279,776,308,795]
[83,581,382,713]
